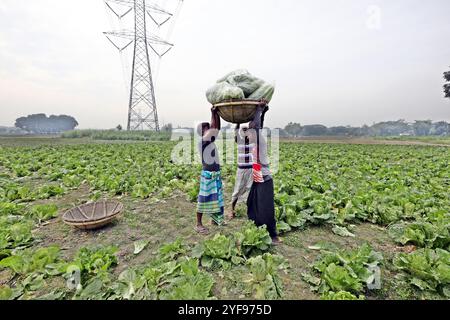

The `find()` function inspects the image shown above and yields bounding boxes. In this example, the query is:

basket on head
[62,200,123,230]
[213,100,262,124]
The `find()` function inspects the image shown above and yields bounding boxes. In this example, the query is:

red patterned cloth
[252,163,264,183]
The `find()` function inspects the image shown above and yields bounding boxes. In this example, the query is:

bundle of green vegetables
[206,69,275,105]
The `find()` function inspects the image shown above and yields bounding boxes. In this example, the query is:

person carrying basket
[195,107,225,235]
[246,101,281,244]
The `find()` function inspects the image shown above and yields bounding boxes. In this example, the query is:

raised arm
[261,105,269,128]
[234,124,240,143]
[203,108,221,140]
[249,100,268,130]
[210,107,221,130]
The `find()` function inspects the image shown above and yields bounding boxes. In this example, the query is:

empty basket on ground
[214,100,263,124]
[62,200,123,230]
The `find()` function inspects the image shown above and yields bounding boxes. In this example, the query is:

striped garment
[237,143,254,169]
[197,170,224,225]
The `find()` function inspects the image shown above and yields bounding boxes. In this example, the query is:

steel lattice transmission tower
[104,0,183,131]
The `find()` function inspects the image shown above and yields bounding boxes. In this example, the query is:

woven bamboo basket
[62,200,123,230]
[213,100,262,124]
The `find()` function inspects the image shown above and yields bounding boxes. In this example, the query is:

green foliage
[108,243,215,300]
[28,204,59,223]
[0,141,448,300]
[187,181,199,203]
[321,291,365,300]
[246,253,287,300]
[234,221,272,256]
[0,246,62,275]
[133,239,149,255]
[193,222,273,270]
[332,226,355,238]
[389,211,449,249]
[0,143,203,201]
[393,248,450,297]
[195,234,240,270]
[72,273,113,300]
[0,285,13,300]
[0,216,33,251]
[159,258,215,300]
[273,143,449,235]
[131,183,152,199]
[36,185,65,199]
[159,239,186,260]
[61,130,171,141]
[74,246,118,277]
[303,243,383,298]
[0,202,23,216]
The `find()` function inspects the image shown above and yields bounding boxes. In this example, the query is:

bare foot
[195,225,209,235]
[227,211,236,221]
[271,237,282,245]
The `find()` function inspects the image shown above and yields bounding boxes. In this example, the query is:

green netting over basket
[206,69,275,105]
[206,82,245,105]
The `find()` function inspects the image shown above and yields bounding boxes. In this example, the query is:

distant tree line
[280,120,450,137]
[15,114,78,134]
[0,126,27,136]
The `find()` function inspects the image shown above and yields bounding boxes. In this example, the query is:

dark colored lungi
[246,177,277,238]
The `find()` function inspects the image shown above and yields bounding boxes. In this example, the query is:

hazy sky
[0,0,449,129]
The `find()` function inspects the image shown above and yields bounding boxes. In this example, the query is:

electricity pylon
[104,0,183,131]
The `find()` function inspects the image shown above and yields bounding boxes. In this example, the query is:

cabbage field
[0,137,448,300]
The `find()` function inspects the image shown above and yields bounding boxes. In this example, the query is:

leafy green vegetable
[332,226,355,238]
[35,289,66,300]
[206,81,245,105]
[321,291,365,300]
[305,243,383,298]
[234,221,272,256]
[393,248,450,297]
[194,223,273,270]
[321,263,363,293]
[131,183,152,199]
[73,273,113,300]
[108,246,215,300]
[0,285,12,300]
[74,246,118,277]
[0,217,33,250]
[0,202,23,216]
[0,138,448,301]
[196,234,239,270]
[36,185,65,200]
[389,212,449,249]
[159,258,214,300]
[28,204,59,223]
[133,240,149,255]
[246,253,287,300]
[159,239,186,261]
[0,246,62,275]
